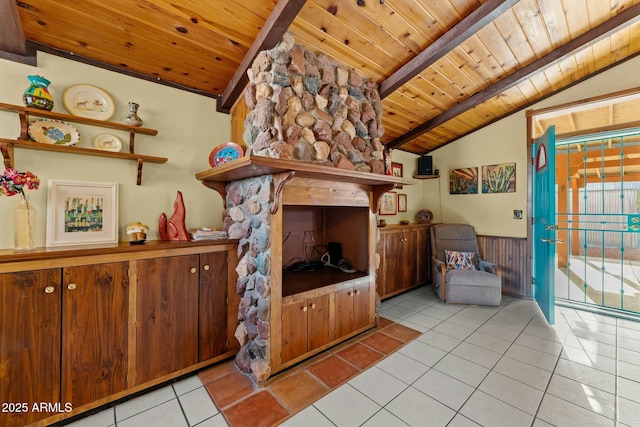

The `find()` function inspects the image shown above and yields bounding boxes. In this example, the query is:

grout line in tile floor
[62,285,640,427]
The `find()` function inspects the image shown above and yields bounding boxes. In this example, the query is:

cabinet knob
[302,306,308,312]
[190,267,197,274]
[354,289,360,295]
[67,283,77,291]
[348,291,353,296]
[44,286,55,294]
[203,264,210,271]
[311,303,316,309]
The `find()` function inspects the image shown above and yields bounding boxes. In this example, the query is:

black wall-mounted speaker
[418,155,433,175]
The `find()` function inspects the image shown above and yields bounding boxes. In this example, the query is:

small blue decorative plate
[28,119,80,145]
[209,142,244,167]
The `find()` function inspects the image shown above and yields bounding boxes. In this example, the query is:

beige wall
[0,52,231,250]
[383,55,640,238]
[3,52,640,249]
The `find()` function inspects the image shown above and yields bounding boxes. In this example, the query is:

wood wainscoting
[477,235,530,299]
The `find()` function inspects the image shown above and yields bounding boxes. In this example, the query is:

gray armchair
[430,224,502,306]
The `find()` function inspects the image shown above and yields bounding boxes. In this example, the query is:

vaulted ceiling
[2,0,640,154]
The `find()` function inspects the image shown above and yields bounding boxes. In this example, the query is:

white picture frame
[46,179,119,247]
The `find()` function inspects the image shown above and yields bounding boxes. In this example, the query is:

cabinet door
[199,251,229,361]
[136,255,199,384]
[281,300,308,363]
[416,227,430,285]
[335,288,355,338]
[62,262,129,407]
[402,230,418,287]
[383,231,403,295]
[307,294,333,351]
[352,282,372,331]
[375,231,385,297]
[0,269,61,427]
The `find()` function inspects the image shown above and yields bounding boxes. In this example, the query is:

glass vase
[23,75,54,110]
[14,196,36,252]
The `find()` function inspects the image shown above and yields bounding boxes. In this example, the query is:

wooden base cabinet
[376,224,432,300]
[281,279,372,367]
[0,241,238,427]
[270,176,379,375]
[282,294,332,363]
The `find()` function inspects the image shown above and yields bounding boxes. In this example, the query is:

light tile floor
[66,286,640,427]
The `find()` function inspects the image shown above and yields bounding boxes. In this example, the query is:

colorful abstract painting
[449,167,478,194]
[482,162,516,193]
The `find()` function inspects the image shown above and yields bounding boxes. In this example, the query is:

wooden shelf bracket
[372,184,398,214]
[271,171,295,214]
[0,142,13,169]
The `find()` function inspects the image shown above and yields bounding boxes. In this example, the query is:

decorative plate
[209,142,244,167]
[416,208,433,224]
[62,84,115,121]
[28,119,80,146]
[93,133,123,152]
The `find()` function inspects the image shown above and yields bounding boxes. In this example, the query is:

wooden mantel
[195,155,415,213]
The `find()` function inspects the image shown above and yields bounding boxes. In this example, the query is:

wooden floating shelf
[0,102,165,185]
[1,139,166,163]
[413,174,440,179]
[0,102,158,135]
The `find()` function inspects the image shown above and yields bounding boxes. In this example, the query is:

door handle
[541,238,564,244]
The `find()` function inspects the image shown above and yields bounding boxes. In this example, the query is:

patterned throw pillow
[445,250,476,270]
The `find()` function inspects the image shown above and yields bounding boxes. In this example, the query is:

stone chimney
[242,32,386,175]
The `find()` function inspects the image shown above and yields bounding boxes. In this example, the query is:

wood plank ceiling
[3,0,640,154]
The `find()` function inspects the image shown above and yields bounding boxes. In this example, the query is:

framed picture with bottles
[46,179,119,247]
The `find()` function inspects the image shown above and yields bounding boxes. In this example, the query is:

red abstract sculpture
[158,191,190,241]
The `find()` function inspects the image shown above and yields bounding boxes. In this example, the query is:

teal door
[533,126,556,324]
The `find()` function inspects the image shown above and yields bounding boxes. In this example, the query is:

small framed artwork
[449,167,478,194]
[482,162,516,193]
[391,162,403,178]
[46,179,119,247]
[379,191,398,215]
[398,193,407,212]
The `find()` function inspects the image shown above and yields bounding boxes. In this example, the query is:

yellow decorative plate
[93,133,123,152]
[63,84,115,121]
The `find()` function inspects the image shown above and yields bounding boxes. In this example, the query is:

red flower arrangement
[0,168,40,197]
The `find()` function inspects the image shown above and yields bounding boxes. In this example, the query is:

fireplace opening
[281,205,370,297]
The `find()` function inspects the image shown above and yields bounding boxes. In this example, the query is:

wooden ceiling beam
[386,2,640,151]
[217,0,307,113]
[378,0,521,99]
[0,0,36,65]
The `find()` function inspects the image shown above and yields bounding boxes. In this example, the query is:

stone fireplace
[225,175,275,384]
[220,33,392,386]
